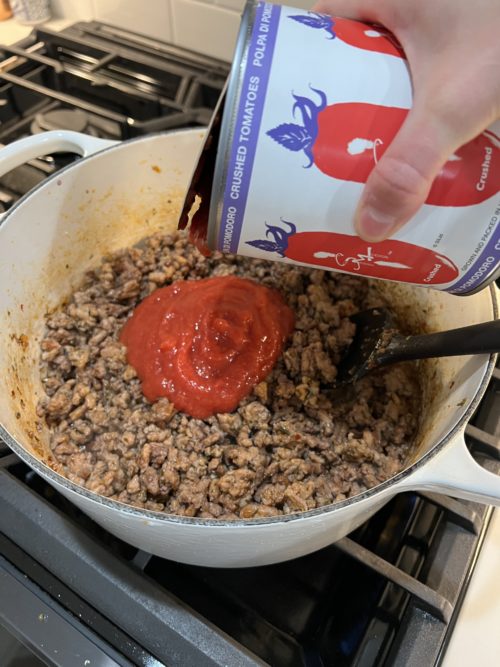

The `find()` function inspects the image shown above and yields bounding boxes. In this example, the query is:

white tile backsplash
[50,0,94,20]
[170,0,240,61]
[50,0,316,59]
[213,0,245,10]
[91,0,173,42]
[170,0,313,61]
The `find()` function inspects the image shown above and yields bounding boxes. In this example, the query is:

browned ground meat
[37,232,420,519]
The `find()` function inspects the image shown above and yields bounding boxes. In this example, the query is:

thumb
[354,108,457,242]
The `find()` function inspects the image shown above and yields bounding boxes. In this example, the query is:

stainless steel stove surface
[0,21,500,667]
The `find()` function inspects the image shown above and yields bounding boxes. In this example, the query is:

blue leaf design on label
[267,87,327,169]
[289,12,335,38]
[267,123,312,152]
[265,224,288,247]
[246,239,283,254]
[246,220,297,258]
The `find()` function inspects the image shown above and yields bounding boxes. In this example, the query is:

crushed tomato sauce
[120,276,295,419]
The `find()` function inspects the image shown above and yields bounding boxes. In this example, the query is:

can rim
[460,263,500,296]
[207,0,258,250]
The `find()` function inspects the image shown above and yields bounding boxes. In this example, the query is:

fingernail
[354,205,398,242]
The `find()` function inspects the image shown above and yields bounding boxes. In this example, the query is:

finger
[353,107,460,242]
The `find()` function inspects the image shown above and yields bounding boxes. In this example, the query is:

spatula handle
[381,320,500,364]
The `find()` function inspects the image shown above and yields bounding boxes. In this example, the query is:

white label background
[237,5,499,290]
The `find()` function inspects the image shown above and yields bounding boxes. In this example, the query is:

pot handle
[399,429,500,505]
[0,130,117,179]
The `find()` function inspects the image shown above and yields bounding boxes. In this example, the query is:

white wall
[50,0,314,61]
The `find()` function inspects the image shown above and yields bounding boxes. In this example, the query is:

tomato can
[179,0,500,295]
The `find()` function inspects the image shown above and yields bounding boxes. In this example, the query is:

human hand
[312,0,500,242]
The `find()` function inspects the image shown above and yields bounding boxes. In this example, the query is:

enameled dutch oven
[0,129,498,567]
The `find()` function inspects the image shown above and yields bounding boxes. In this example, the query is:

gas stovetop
[0,20,499,667]
[0,20,228,211]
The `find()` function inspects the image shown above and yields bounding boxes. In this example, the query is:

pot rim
[0,128,497,528]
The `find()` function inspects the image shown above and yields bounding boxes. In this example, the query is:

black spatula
[336,307,500,385]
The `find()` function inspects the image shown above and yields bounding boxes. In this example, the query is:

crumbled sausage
[38,232,420,518]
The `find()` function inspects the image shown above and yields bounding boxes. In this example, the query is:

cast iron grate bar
[62,63,185,105]
[66,22,230,73]
[87,52,116,72]
[0,451,18,468]
[0,552,137,667]
[417,493,481,533]
[0,535,163,667]
[50,29,208,81]
[335,536,453,622]
[26,26,220,100]
[0,70,130,123]
[0,468,266,667]
[0,44,64,72]
[131,549,153,571]
[466,424,500,459]
[385,507,494,667]
[0,67,207,135]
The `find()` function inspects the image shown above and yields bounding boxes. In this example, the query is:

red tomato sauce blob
[120,276,295,419]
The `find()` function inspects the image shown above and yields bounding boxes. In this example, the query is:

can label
[216,1,500,293]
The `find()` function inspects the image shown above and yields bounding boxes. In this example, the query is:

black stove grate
[0,21,228,138]
[0,364,498,667]
[0,21,229,212]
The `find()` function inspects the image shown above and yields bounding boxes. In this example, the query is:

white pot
[0,129,498,567]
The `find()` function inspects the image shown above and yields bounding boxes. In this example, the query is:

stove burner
[30,108,97,135]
